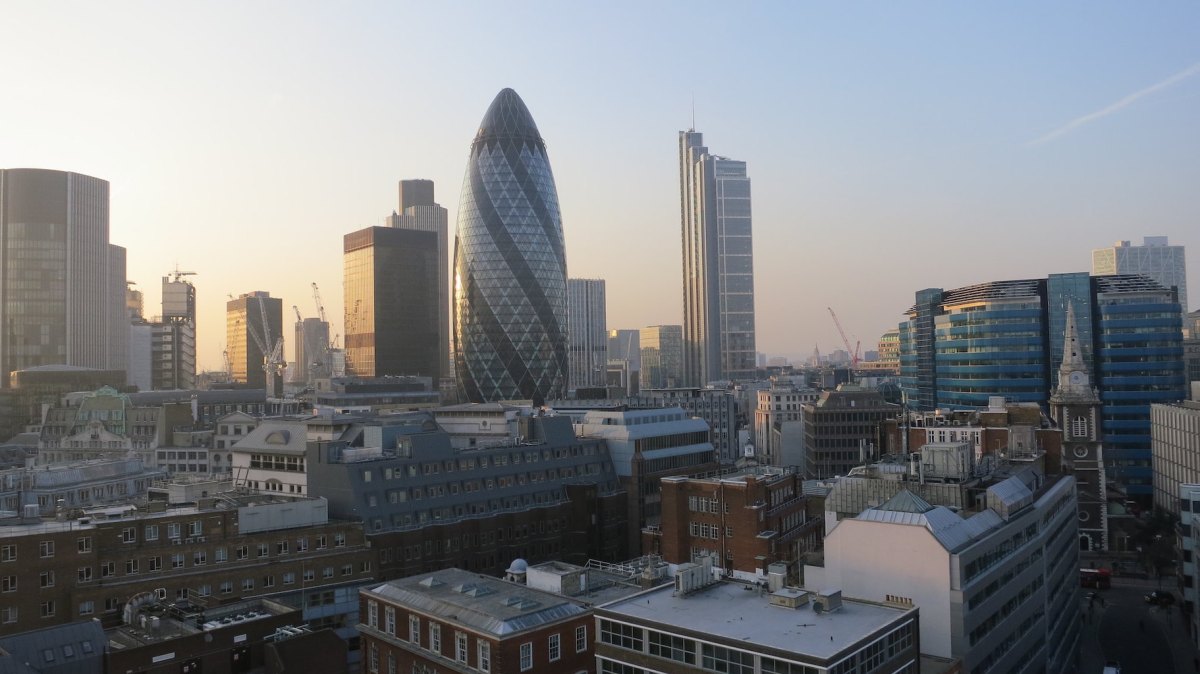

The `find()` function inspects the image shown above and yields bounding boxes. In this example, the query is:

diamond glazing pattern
[453,89,568,403]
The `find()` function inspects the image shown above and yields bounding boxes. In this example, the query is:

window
[78,537,92,553]
[78,601,94,616]
[323,566,334,579]
[368,643,378,673]
[335,532,346,547]
[549,633,561,662]
[189,520,202,537]
[101,562,115,578]
[1,606,15,623]
[78,567,93,582]
[215,547,227,563]
[193,550,206,565]
[236,545,248,560]
[385,607,396,635]
[39,541,54,558]
[409,615,421,643]
[520,642,533,671]
[430,623,441,652]
[125,559,139,575]
[1,545,15,562]
[242,578,254,591]
[40,570,55,588]
[317,535,327,549]
[220,581,233,594]
[576,625,587,653]
[277,540,289,555]
[149,556,162,571]
[456,631,469,662]
[145,525,159,541]
[122,527,137,543]
[478,641,491,673]
[283,572,296,585]
[1,575,15,592]
[648,629,695,664]
[367,601,378,628]
[171,553,184,569]
[296,537,309,552]
[303,569,315,582]
[167,522,181,539]
[41,601,55,618]
[342,564,353,576]
[258,543,269,557]
[388,652,396,674]
[600,620,643,651]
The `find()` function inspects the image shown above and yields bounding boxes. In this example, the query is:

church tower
[1048,302,1107,551]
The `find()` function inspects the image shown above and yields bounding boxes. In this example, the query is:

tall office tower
[385,179,450,376]
[1094,237,1188,316]
[640,324,684,389]
[454,89,568,403]
[154,272,196,390]
[607,328,641,395]
[898,273,1185,499]
[295,317,331,385]
[567,278,607,391]
[226,291,284,396]
[0,169,127,386]
[344,227,440,381]
[678,130,757,386]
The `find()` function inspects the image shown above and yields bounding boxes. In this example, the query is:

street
[1079,576,1191,674]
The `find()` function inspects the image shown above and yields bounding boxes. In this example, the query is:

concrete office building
[1094,236,1189,317]
[802,385,898,479]
[344,226,441,382]
[385,179,450,377]
[636,388,739,464]
[1152,400,1200,514]
[568,278,608,391]
[678,131,757,386]
[899,273,1186,499]
[753,384,820,466]
[226,292,284,396]
[0,169,127,385]
[594,562,921,674]
[454,89,568,403]
[236,408,629,578]
[574,408,718,556]
[640,325,683,389]
[812,468,1080,674]
[155,272,197,390]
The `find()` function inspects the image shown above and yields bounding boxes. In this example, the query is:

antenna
[690,93,695,131]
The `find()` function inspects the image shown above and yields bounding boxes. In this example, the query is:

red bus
[1080,568,1111,589]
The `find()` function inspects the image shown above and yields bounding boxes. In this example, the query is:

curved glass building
[453,89,568,403]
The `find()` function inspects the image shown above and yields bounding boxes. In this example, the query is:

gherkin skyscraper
[454,89,568,403]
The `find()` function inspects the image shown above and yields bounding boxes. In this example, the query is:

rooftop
[364,568,589,638]
[598,581,914,661]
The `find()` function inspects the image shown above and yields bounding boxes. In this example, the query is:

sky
[2,2,1198,370]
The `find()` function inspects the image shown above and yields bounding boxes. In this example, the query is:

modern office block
[1094,236,1188,316]
[1152,402,1200,514]
[344,227,440,381]
[226,292,284,396]
[898,273,1185,498]
[639,324,683,389]
[679,130,757,385]
[454,89,568,403]
[386,179,450,376]
[0,169,127,385]
[567,278,607,391]
[607,329,640,395]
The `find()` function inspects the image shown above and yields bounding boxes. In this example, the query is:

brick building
[0,493,375,637]
[359,568,595,674]
[644,466,822,581]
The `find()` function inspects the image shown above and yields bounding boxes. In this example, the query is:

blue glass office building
[453,89,569,403]
[899,273,1185,497]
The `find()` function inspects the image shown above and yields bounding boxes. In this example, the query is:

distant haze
[2,3,1197,370]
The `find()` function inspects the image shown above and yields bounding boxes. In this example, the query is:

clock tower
[1049,302,1107,551]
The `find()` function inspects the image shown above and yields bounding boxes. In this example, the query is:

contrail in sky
[1028,61,1200,146]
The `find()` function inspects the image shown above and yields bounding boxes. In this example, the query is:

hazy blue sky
[3,2,1198,369]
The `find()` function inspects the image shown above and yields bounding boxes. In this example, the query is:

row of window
[0,532,347,565]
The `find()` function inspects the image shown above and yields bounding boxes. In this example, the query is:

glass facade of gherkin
[454,89,568,403]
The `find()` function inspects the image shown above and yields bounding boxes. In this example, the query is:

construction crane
[827,307,861,368]
[292,305,304,323]
[169,264,196,284]
[311,282,328,324]
[245,295,286,394]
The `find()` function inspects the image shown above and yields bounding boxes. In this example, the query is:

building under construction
[225,292,284,396]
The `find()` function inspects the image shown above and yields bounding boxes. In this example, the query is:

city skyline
[2,4,1198,371]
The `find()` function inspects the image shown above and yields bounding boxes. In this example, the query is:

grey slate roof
[0,620,105,674]
[876,489,935,514]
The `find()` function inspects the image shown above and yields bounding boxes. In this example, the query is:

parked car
[1144,590,1175,606]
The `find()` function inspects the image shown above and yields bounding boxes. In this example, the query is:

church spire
[1056,301,1091,394]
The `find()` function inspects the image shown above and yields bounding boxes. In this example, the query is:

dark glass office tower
[344,227,440,381]
[453,89,568,403]
[897,273,1185,499]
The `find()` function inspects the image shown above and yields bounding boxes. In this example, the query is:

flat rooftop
[599,581,913,661]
